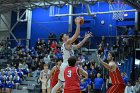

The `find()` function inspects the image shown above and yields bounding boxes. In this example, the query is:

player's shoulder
[109,61,117,71]
[109,61,116,66]
[53,66,58,70]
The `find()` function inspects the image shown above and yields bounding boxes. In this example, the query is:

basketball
[75,17,84,25]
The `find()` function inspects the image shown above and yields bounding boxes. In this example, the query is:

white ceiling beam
[53,9,136,16]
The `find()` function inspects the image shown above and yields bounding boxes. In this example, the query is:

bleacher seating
[25,77,38,81]
[11,89,28,93]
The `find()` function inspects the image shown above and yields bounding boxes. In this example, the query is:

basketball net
[108,0,127,21]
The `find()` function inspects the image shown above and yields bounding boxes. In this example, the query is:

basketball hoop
[108,0,127,21]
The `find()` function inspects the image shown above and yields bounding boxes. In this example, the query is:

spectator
[6,47,12,59]
[53,47,59,54]
[52,33,57,41]
[90,63,97,82]
[80,54,86,63]
[43,54,50,64]
[41,39,47,49]
[133,80,140,93]
[6,77,14,93]
[17,39,23,51]
[85,78,92,93]
[50,41,57,50]
[48,33,53,41]
[121,72,128,85]
[106,77,112,90]
[30,47,36,57]
[38,59,45,70]
[47,40,51,53]
[124,81,134,93]
[80,79,87,93]
[13,73,20,89]
[83,66,91,75]
[35,38,42,50]
[22,62,29,77]
[1,76,7,92]
[84,61,90,70]
[17,69,24,80]
[93,73,104,93]
[26,55,32,69]
[55,51,62,59]
[25,46,30,54]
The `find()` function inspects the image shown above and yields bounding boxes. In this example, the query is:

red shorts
[107,84,126,93]
[64,89,81,93]
[50,81,60,91]
[50,81,58,89]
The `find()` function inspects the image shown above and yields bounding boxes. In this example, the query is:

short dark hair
[59,33,64,42]
[56,58,63,63]
[68,56,77,66]
[108,51,116,61]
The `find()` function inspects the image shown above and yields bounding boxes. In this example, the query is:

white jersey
[61,43,74,63]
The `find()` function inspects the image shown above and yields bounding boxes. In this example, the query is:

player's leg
[42,89,46,93]
[47,80,51,93]
[64,89,81,93]
[51,80,63,93]
[42,82,47,93]
[116,84,125,93]
[58,62,68,81]
[47,88,51,93]
[106,85,116,93]
[107,84,125,93]
[51,81,61,93]
[51,62,68,93]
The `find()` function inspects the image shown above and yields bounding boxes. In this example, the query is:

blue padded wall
[31,6,69,47]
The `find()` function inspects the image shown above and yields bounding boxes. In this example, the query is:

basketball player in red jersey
[46,59,62,92]
[97,52,125,93]
[64,56,88,93]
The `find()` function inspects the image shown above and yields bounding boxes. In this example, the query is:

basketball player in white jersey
[51,16,92,93]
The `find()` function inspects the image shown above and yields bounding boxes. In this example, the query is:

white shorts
[58,62,68,81]
[41,79,50,89]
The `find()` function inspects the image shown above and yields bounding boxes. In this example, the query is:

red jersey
[51,66,59,82]
[109,67,125,85]
[64,66,80,90]
[50,66,60,89]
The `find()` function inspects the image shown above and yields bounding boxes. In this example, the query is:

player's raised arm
[66,17,81,45]
[97,55,116,71]
[97,55,110,69]
[73,31,92,49]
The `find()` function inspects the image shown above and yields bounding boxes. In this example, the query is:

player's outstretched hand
[85,31,92,39]
[75,16,81,24]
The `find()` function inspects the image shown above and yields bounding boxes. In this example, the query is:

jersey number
[67,70,72,77]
